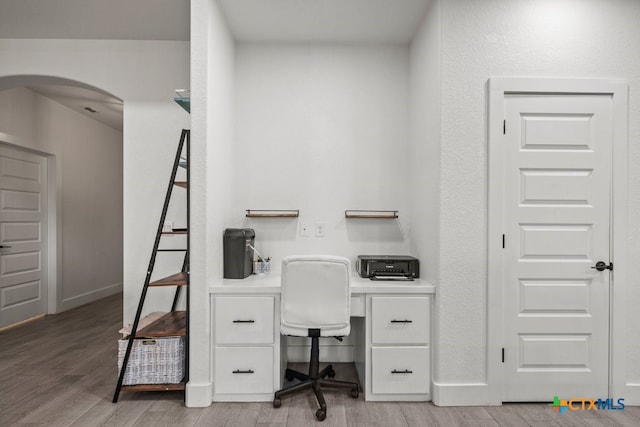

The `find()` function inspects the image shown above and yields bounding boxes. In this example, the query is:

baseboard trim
[622,383,640,405]
[432,382,494,406]
[60,282,123,312]
[0,313,46,332]
[186,381,213,407]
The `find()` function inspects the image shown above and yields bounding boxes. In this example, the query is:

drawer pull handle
[232,319,255,323]
[390,319,413,323]
[391,369,413,374]
[232,369,255,374]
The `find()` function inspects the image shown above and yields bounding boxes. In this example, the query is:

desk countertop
[210,274,436,295]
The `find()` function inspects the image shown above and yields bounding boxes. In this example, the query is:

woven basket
[117,336,184,385]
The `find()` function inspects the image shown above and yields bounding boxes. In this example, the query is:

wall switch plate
[300,222,311,237]
[315,222,326,237]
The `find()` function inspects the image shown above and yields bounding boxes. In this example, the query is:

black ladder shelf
[113,129,190,402]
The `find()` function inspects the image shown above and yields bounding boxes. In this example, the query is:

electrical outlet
[163,221,174,232]
[315,222,326,237]
[300,222,311,237]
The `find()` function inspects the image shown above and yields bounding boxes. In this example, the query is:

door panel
[0,146,47,328]
[520,169,592,205]
[503,94,611,400]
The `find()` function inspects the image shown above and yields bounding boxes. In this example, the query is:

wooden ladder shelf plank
[121,382,186,392]
[150,272,188,287]
[135,311,186,337]
[161,230,188,235]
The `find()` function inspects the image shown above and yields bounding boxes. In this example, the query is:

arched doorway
[0,75,123,328]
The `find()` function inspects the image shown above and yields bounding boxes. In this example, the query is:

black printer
[356,255,420,280]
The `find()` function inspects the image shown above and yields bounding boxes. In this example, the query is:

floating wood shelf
[135,311,186,337]
[245,209,299,218]
[150,272,188,287]
[121,382,186,393]
[345,210,399,219]
[174,181,187,188]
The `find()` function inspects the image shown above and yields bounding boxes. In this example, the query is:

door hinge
[502,234,505,249]
[503,120,506,134]
[502,348,505,363]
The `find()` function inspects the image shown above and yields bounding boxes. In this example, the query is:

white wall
[409,2,440,288]
[408,0,441,396]
[233,43,412,273]
[0,39,190,322]
[432,0,640,403]
[0,87,122,310]
[188,0,236,406]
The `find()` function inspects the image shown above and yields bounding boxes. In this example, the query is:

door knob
[591,261,613,272]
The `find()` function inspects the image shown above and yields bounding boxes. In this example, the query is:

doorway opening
[0,75,123,329]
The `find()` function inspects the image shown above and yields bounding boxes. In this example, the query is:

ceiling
[0,0,430,131]
[218,0,431,44]
[0,0,430,44]
[27,85,123,132]
[0,0,190,41]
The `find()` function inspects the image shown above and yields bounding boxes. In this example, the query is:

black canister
[223,228,255,279]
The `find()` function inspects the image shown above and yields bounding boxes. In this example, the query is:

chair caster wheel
[350,388,359,398]
[327,369,336,378]
[284,369,295,382]
[273,398,281,408]
[315,408,327,421]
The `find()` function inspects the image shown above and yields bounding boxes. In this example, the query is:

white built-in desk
[209,275,435,402]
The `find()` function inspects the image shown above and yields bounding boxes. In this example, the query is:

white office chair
[273,255,359,421]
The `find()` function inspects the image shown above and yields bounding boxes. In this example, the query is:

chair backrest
[280,255,351,337]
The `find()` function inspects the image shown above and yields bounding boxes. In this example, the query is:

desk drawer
[215,346,273,394]
[371,296,430,345]
[371,346,430,394]
[214,296,274,344]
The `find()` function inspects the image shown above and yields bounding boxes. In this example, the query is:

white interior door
[0,145,48,329]
[502,93,612,401]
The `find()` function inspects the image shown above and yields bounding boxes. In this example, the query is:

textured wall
[436,0,640,391]
[187,0,237,406]
[408,0,441,315]
[232,43,411,273]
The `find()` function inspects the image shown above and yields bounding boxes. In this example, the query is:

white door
[502,93,612,400]
[0,145,48,329]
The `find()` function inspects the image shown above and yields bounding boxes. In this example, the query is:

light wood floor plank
[484,405,530,427]
[69,399,154,427]
[195,402,262,427]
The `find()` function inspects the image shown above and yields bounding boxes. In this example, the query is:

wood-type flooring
[1,293,639,426]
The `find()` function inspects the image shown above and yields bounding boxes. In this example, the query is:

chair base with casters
[273,330,359,421]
